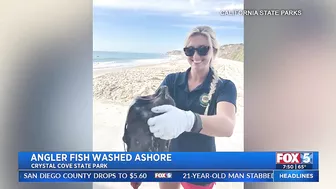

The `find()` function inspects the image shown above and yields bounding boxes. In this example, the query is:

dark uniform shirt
[160,67,237,152]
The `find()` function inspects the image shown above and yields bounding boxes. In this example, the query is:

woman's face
[185,34,213,71]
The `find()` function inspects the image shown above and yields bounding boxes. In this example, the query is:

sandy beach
[93,58,244,189]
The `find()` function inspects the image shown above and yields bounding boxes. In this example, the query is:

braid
[204,66,220,115]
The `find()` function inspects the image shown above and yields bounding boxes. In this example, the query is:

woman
[147,26,237,189]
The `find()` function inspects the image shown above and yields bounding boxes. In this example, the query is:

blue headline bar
[18,170,319,182]
[18,152,319,170]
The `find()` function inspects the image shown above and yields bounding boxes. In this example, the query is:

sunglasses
[183,46,210,57]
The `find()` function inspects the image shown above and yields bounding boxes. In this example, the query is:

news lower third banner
[18,152,319,182]
[19,170,319,182]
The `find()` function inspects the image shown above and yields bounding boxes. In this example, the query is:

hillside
[217,43,244,62]
[166,43,244,62]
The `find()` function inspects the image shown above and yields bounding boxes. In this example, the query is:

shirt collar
[177,67,214,92]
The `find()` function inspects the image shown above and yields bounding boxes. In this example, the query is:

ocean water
[93,51,169,69]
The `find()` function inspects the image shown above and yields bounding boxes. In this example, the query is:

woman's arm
[147,101,236,140]
[147,77,237,140]
[199,101,236,137]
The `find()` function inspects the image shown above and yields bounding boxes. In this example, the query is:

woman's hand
[147,102,236,139]
[147,105,196,140]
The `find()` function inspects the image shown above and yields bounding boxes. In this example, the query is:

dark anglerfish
[122,85,175,152]
[122,85,175,189]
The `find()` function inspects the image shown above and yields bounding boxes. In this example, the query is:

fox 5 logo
[155,173,172,179]
[301,153,313,164]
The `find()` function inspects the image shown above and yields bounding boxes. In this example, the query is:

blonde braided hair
[184,26,221,115]
[205,65,220,115]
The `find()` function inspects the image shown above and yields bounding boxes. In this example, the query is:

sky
[93,0,244,53]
